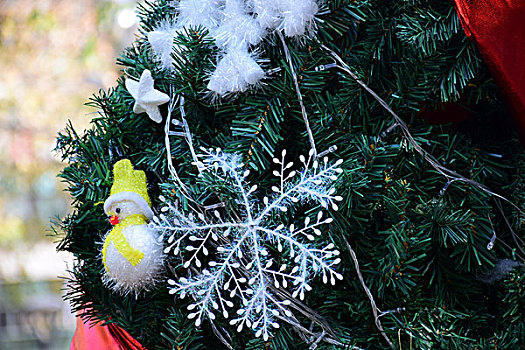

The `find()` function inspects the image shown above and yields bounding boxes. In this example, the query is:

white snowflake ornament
[125,69,170,123]
[152,148,344,340]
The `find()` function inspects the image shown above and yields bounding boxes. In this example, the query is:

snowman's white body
[103,223,163,294]
[102,200,164,295]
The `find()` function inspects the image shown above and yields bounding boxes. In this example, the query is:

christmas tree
[56,0,525,349]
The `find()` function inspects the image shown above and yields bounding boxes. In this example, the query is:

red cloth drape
[454,0,525,140]
[71,315,145,350]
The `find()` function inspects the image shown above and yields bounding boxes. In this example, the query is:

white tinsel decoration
[148,22,181,70]
[146,0,320,94]
[177,0,222,29]
[252,0,281,30]
[213,0,265,49]
[151,148,343,340]
[279,0,319,37]
[207,49,265,94]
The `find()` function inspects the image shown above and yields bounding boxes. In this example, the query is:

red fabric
[454,0,525,141]
[71,315,145,350]
[420,102,473,127]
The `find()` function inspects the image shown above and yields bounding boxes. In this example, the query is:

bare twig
[164,94,188,192]
[209,319,233,350]
[321,44,524,217]
[179,96,203,173]
[343,238,395,349]
[378,307,406,319]
[494,198,525,260]
[164,92,202,207]
[321,44,525,259]
[279,31,317,157]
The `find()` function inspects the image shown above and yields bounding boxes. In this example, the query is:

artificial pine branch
[54,1,524,348]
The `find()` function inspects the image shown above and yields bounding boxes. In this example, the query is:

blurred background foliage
[0,0,140,348]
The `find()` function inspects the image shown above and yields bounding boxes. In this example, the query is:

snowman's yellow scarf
[102,214,147,270]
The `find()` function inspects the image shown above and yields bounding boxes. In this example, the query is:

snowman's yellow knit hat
[103,159,154,220]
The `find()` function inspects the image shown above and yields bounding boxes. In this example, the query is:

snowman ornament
[102,159,164,295]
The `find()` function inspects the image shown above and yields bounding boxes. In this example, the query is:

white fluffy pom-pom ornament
[207,48,265,95]
[145,0,320,95]
[148,23,181,70]
[213,0,265,48]
[101,159,164,295]
[252,0,281,30]
[279,0,319,37]
[177,0,221,29]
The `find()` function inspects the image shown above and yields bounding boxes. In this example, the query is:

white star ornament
[125,69,170,123]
